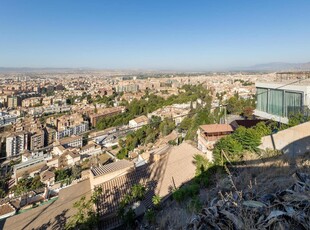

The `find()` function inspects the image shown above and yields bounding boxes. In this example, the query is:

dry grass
[144,151,310,229]
[155,200,193,229]
[230,151,310,196]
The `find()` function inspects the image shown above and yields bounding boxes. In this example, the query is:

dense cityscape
[1,0,310,229]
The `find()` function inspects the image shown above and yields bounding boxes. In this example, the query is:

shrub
[145,209,156,224]
[172,183,200,203]
[152,195,162,207]
[188,197,202,212]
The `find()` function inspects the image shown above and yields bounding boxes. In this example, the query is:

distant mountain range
[244,62,310,71]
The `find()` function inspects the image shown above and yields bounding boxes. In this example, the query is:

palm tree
[152,195,161,208]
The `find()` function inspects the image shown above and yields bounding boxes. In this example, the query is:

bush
[145,209,156,224]
[188,197,202,212]
[152,195,162,207]
[232,126,261,152]
[213,135,243,164]
[172,183,200,203]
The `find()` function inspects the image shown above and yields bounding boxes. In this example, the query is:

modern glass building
[254,82,310,123]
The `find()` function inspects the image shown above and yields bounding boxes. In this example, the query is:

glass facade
[256,88,268,112]
[269,89,284,116]
[256,87,303,117]
[285,91,302,116]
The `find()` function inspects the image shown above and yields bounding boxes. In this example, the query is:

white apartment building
[6,132,28,158]
[0,112,17,127]
[128,115,149,130]
[56,121,89,139]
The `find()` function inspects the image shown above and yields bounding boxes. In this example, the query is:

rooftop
[131,115,148,124]
[0,203,15,217]
[199,124,233,133]
[90,160,134,177]
[59,135,82,145]
[96,142,204,228]
[2,180,91,229]
[40,171,55,181]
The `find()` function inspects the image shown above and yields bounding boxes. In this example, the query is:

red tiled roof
[199,124,233,133]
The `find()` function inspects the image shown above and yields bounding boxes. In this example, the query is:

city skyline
[1,0,310,70]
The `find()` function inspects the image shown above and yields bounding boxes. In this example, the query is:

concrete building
[128,115,149,130]
[89,107,125,127]
[7,96,21,108]
[56,121,88,139]
[254,81,310,124]
[40,171,55,187]
[21,97,42,107]
[6,132,28,158]
[59,135,83,148]
[0,112,17,127]
[90,160,134,189]
[197,124,233,161]
[13,157,46,183]
[79,143,102,158]
[55,113,89,139]
[29,130,45,151]
[45,127,56,145]
[116,84,139,93]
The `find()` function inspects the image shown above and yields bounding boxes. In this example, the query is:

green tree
[232,126,261,152]
[213,135,243,163]
[159,118,175,136]
[55,169,71,182]
[131,184,146,200]
[254,122,272,137]
[65,187,102,230]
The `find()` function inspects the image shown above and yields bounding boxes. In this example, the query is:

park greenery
[55,165,82,183]
[12,175,44,196]
[117,116,164,159]
[178,106,222,141]
[213,112,310,165]
[0,178,7,198]
[95,84,212,130]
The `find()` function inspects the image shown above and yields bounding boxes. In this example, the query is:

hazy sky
[1,0,310,70]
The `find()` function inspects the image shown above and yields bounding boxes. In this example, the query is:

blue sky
[0,0,310,70]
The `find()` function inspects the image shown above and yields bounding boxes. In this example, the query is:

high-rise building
[6,132,28,158]
[7,96,21,108]
[29,130,45,151]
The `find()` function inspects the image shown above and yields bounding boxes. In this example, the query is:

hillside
[141,151,310,229]
[245,62,310,71]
